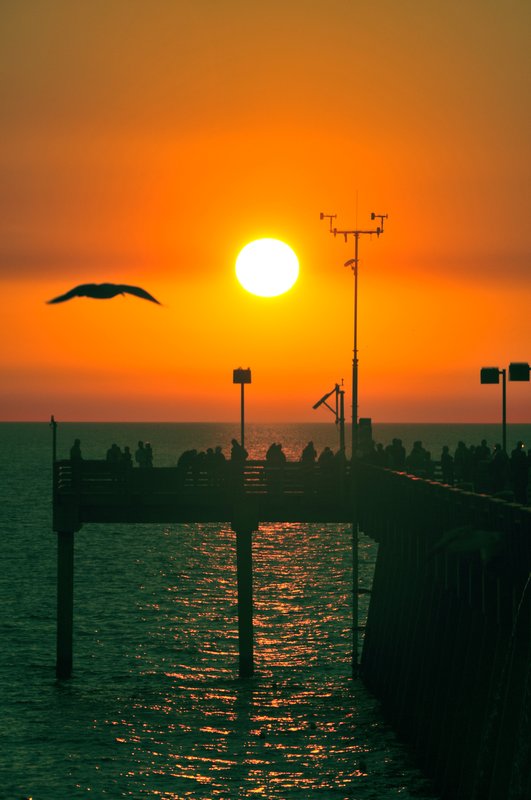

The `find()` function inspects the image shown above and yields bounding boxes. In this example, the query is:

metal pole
[339,387,345,454]
[320,210,387,680]
[501,368,507,453]
[241,383,245,449]
[51,415,57,464]
[352,233,359,460]
[351,234,360,678]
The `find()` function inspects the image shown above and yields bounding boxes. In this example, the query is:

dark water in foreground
[3,422,529,799]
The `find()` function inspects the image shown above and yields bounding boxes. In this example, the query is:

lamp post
[480,367,507,453]
[481,362,530,453]
[233,368,252,449]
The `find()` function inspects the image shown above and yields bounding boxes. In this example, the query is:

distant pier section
[53,458,354,528]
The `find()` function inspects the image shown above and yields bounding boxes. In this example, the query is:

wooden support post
[56,530,74,679]
[236,525,254,677]
[232,506,257,678]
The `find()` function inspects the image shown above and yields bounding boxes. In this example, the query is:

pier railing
[53,459,354,527]
[357,465,531,800]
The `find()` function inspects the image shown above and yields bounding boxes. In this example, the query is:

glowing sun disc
[236,238,299,297]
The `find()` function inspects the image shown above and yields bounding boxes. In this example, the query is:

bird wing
[118,284,161,304]
[46,284,97,304]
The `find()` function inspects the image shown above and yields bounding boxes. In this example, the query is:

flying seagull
[46,283,161,305]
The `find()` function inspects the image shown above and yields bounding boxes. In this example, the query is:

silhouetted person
[386,438,406,470]
[473,440,491,493]
[490,444,508,494]
[192,450,206,486]
[318,446,334,465]
[231,438,248,464]
[406,441,429,476]
[440,446,454,485]
[477,439,491,461]
[70,439,82,461]
[122,446,133,469]
[144,442,153,468]
[453,441,468,483]
[374,443,387,466]
[510,441,528,504]
[106,443,121,463]
[135,441,147,468]
[177,449,197,487]
[301,441,317,493]
[265,443,286,493]
[301,441,317,464]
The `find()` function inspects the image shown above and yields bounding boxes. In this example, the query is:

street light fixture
[509,362,531,382]
[480,361,530,453]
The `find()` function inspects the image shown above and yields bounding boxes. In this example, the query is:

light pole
[320,211,387,459]
[481,362,530,453]
[233,368,252,448]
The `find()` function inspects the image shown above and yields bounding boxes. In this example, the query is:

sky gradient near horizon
[1,1,530,423]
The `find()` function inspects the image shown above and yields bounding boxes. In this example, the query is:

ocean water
[2,422,529,800]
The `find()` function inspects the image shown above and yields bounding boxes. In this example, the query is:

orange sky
[1,1,530,423]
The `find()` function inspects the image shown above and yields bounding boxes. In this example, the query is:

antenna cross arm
[333,228,382,240]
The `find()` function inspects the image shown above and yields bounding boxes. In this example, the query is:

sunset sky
[1,1,530,423]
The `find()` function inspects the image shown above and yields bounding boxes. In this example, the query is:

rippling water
[5,422,528,799]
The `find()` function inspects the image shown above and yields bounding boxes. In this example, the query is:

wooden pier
[358,466,531,800]
[52,459,355,681]
[51,457,531,799]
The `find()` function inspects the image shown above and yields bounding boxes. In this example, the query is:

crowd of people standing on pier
[68,434,529,505]
[69,439,154,469]
[362,436,529,504]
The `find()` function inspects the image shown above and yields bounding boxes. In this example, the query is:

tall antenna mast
[320,210,388,458]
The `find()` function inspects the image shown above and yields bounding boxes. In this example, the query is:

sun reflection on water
[100,523,436,798]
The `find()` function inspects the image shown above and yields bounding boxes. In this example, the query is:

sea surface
[2,422,530,800]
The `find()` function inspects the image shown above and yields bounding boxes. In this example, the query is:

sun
[235,238,299,297]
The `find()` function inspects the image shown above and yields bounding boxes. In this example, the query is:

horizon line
[1,419,529,426]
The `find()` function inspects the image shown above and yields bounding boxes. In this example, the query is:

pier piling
[234,523,254,678]
[56,530,74,679]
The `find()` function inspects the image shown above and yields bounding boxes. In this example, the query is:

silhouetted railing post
[56,530,74,679]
